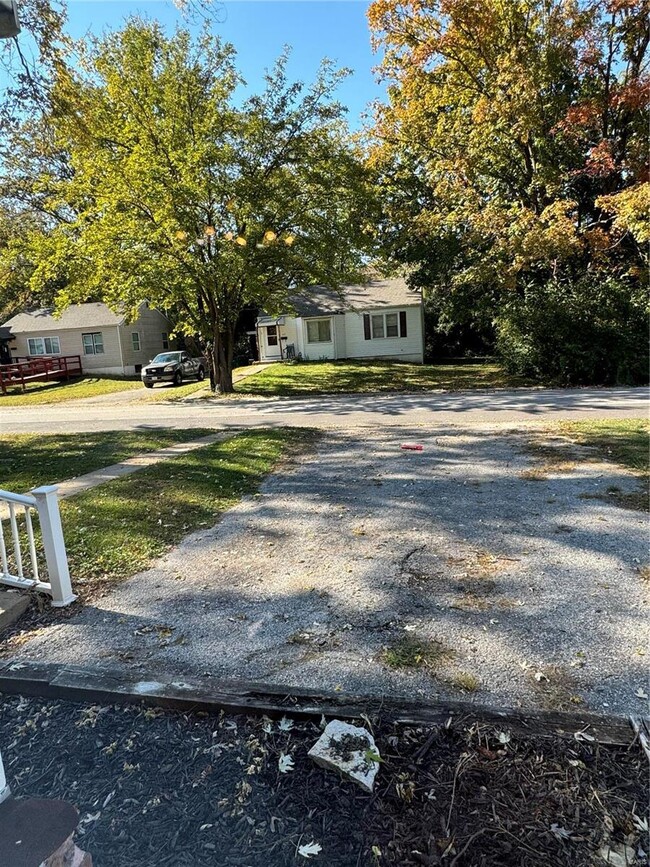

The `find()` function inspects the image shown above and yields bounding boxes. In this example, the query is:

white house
[256,278,424,364]
[2,302,172,376]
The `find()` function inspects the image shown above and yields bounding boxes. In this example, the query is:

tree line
[0,0,647,389]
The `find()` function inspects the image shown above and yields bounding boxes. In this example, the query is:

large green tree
[0,0,71,319]
[2,21,377,390]
[368,0,649,383]
[0,208,63,319]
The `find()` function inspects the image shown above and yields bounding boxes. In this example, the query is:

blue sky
[57,1,384,127]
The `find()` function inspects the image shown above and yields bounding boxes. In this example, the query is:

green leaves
[0,19,377,389]
[368,0,649,383]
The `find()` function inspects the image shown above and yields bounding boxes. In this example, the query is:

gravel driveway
[16,426,648,716]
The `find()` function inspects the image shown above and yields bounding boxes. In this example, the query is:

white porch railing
[0,485,76,607]
[0,748,8,804]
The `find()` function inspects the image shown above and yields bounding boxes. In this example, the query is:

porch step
[0,591,30,633]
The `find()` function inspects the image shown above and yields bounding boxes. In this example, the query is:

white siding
[9,305,173,376]
[301,317,336,361]
[258,322,287,361]
[256,303,424,364]
[10,326,125,374]
[344,305,424,363]
[294,317,306,358]
[283,318,298,357]
[119,306,171,373]
[333,314,346,359]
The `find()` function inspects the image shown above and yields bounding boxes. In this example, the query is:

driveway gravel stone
[15,426,648,717]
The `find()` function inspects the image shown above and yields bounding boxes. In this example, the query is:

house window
[82,332,104,355]
[161,332,169,350]
[385,313,399,338]
[27,336,60,356]
[306,319,332,343]
[267,325,278,346]
[131,332,141,351]
[364,311,408,340]
[371,315,385,339]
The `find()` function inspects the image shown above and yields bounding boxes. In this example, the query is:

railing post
[0,748,9,803]
[30,486,76,607]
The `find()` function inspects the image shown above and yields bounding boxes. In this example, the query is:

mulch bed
[0,695,647,866]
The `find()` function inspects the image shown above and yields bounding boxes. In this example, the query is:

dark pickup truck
[141,351,206,388]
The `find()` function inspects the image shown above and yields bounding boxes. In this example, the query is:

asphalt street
[1,386,647,434]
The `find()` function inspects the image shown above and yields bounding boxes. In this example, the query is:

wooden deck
[0,356,83,395]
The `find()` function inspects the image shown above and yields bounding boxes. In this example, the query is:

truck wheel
[144,382,154,389]
[173,371,182,386]
[196,366,205,381]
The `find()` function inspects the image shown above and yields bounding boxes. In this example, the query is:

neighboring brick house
[255,278,425,364]
[1,302,172,376]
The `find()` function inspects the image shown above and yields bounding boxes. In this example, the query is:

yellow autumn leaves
[174,226,296,248]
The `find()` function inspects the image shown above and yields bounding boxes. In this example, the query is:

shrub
[495,276,648,385]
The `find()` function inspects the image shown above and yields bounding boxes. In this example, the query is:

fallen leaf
[550,823,572,840]
[395,779,416,801]
[80,811,101,826]
[603,814,615,833]
[278,716,294,732]
[597,842,636,866]
[364,749,384,765]
[477,746,498,760]
[497,731,511,745]
[298,841,322,859]
[278,753,295,774]
[635,688,648,699]
[633,813,649,833]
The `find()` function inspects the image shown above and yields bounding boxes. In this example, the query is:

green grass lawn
[146,379,210,401]
[152,364,263,401]
[236,360,530,396]
[0,429,212,492]
[560,419,649,476]
[0,376,142,406]
[55,428,310,600]
[556,419,648,511]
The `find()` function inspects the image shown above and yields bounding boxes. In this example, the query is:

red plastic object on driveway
[400,443,424,451]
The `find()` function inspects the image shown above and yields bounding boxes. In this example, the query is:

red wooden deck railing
[0,355,83,395]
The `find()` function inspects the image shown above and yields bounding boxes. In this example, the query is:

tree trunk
[209,322,235,393]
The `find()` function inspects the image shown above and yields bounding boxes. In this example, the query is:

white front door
[264,325,282,359]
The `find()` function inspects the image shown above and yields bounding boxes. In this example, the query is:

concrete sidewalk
[0,432,228,520]
[54,432,227,499]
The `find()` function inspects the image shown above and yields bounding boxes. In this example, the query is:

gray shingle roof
[2,303,125,333]
[289,278,421,317]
